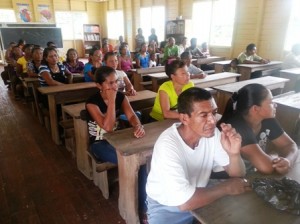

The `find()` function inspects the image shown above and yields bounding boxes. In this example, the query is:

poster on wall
[37,4,53,23]
[16,3,32,22]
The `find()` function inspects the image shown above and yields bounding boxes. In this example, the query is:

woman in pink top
[117,44,133,72]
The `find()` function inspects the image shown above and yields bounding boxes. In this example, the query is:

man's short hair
[178,87,212,116]
[180,51,192,60]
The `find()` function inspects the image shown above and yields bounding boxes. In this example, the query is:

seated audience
[146,87,247,224]
[83,48,102,82]
[27,46,43,77]
[180,51,207,79]
[1,41,16,88]
[149,53,157,67]
[149,60,194,121]
[200,42,210,57]
[136,43,150,68]
[17,39,26,51]
[218,83,300,182]
[102,38,114,52]
[178,37,188,56]
[237,43,270,78]
[39,47,72,86]
[163,37,179,64]
[85,66,148,221]
[104,52,136,95]
[16,44,33,78]
[282,43,300,69]
[117,45,133,73]
[8,46,23,98]
[237,43,270,64]
[114,35,125,52]
[63,48,84,74]
[187,38,204,58]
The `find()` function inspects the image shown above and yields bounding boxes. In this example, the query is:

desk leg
[116,151,140,224]
[48,95,60,145]
[214,64,224,73]
[216,92,231,115]
[74,118,92,180]
[238,67,251,80]
[151,77,159,92]
[133,72,143,91]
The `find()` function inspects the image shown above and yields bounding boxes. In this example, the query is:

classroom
[0,0,300,224]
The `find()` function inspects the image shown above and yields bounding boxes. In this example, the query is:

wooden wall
[0,0,294,59]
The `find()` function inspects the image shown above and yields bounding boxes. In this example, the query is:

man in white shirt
[146,87,248,224]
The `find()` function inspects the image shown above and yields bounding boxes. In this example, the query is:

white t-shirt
[282,52,300,69]
[146,123,229,206]
[116,70,127,92]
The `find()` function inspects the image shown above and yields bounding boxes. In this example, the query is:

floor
[0,66,125,224]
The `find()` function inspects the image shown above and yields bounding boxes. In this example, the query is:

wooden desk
[212,60,232,73]
[192,72,240,88]
[104,119,175,224]
[145,72,168,91]
[132,66,165,91]
[194,56,225,67]
[22,77,45,124]
[72,73,85,83]
[273,92,300,140]
[280,68,300,92]
[145,72,240,92]
[237,61,282,80]
[38,82,98,145]
[214,76,289,114]
[62,90,157,179]
[191,181,300,224]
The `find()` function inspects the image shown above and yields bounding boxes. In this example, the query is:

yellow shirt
[150,80,194,121]
[17,56,28,73]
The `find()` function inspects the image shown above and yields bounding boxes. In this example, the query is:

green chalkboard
[0,27,63,49]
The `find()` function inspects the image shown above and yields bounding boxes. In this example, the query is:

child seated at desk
[149,59,194,121]
[104,52,136,96]
[149,53,157,67]
[85,66,148,220]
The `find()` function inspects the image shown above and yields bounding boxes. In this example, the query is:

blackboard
[0,27,63,49]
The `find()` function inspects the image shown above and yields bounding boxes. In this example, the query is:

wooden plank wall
[0,0,294,60]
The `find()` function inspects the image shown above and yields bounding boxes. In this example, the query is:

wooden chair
[80,109,117,199]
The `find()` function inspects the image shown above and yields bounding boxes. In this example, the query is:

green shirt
[163,45,179,62]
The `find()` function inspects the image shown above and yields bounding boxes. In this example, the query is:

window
[55,11,88,40]
[284,0,300,51]
[0,9,16,22]
[107,10,124,40]
[140,6,165,43]
[192,0,236,46]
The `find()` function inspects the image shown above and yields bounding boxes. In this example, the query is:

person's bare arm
[219,123,246,177]
[41,71,65,86]
[86,88,117,132]
[179,178,248,211]
[159,90,180,119]
[124,76,136,96]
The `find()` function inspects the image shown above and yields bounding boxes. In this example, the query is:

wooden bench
[80,109,118,199]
